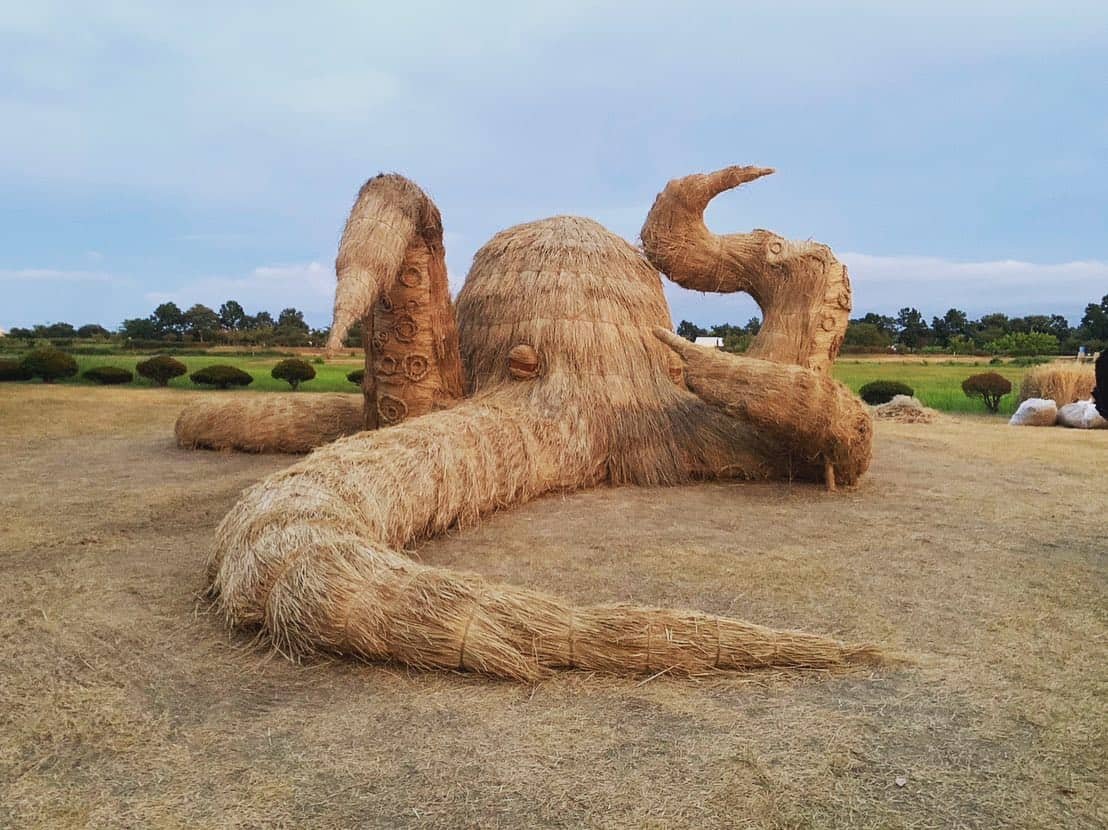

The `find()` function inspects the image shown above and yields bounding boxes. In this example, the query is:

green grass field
[2,351,1039,415]
[5,353,365,393]
[832,360,1027,415]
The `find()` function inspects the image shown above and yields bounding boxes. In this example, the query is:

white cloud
[144,261,335,321]
[665,253,1107,326]
[0,268,118,282]
[842,253,1108,284]
[839,253,1105,318]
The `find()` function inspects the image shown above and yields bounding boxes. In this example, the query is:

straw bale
[1019,364,1095,406]
[175,394,363,453]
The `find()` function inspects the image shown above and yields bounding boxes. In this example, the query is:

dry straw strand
[1019,364,1096,406]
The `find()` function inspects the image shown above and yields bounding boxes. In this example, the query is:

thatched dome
[457,216,674,398]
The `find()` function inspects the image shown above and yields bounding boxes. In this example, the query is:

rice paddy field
[1,385,1105,828]
[833,359,1028,415]
[0,350,1061,415]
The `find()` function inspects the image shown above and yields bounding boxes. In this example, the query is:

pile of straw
[872,395,939,424]
[175,394,363,453]
[202,168,881,680]
[1019,364,1095,406]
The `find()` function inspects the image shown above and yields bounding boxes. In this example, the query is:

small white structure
[694,336,724,349]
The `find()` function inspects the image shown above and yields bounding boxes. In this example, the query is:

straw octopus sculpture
[181,165,877,680]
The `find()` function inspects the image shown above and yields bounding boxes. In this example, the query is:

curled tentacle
[641,166,852,372]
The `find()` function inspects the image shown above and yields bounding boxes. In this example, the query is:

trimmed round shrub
[83,365,134,385]
[347,368,365,385]
[859,380,914,405]
[190,364,254,389]
[20,348,78,383]
[962,371,1012,413]
[271,358,316,390]
[136,355,187,387]
[0,358,32,381]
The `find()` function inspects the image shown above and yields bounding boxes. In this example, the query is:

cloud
[839,253,1106,319]
[663,253,1107,326]
[841,253,1108,284]
[144,261,335,321]
[0,268,118,283]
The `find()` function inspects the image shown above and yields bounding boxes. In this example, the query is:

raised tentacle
[641,166,852,372]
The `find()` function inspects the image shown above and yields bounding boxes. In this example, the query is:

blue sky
[2,1,1106,331]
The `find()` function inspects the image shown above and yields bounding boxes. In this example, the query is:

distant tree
[721,331,752,353]
[844,322,893,350]
[119,317,160,340]
[986,331,1059,356]
[42,322,77,339]
[341,320,363,347]
[975,312,1011,334]
[896,307,931,350]
[218,300,248,331]
[252,310,275,328]
[183,304,220,342]
[9,327,37,345]
[151,302,186,336]
[931,308,968,346]
[709,322,742,339]
[745,317,762,335]
[948,334,975,355]
[1080,294,1108,340]
[857,313,897,335]
[962,372,1012,413]
[1045,314,1072,342]
[77,323,109,338]
[676,320,707,341]
[277,307,309,333]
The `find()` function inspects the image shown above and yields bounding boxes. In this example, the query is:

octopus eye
[508,344,541,380]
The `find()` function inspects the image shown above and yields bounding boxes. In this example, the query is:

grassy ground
[0,350,1064,414]
[8,352,366,393]
[833,360,1028,415]
[1,386,1105,828]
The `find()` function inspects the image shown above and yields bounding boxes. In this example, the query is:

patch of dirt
[1,386,1105,828]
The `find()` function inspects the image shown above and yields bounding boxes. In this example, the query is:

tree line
[7,301,335,348]
[8,293,1108,355]
[677,294,1108,356]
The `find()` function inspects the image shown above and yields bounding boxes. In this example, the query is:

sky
[2,1,1106,331]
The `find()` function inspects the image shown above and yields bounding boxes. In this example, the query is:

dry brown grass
[2,385,1106,828]
[1019,363,1096,405]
